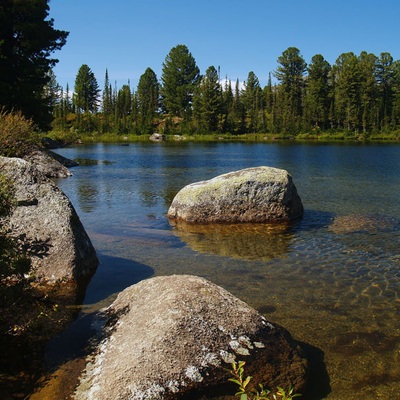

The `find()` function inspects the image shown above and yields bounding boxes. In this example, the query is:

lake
[50,141,400,399]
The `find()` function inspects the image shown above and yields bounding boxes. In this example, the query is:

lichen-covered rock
[0,156,98,283]
[74,275,308,400]
[167,167,303,224]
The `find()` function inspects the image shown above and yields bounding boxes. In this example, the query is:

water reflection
[77,180,99,213]
[53,142,400,399]
[170,221,294,261]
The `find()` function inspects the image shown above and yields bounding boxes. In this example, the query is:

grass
[47,129,400,145]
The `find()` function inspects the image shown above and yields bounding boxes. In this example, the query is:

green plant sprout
[228,361,301,400]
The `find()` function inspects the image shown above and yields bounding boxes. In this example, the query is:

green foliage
[193,65,222,132]
[73,64,100,114]
[0,0,68,130]
[51,44,400,138]
[0,109,40,157]
[161,44,200,117]
[228,361,301,400]
[137,67,160,134]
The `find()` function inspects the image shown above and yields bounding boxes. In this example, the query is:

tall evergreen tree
[193,66,222,132]
[332,52,362,131]
[160,44,200,118]
[116,84,132,132]
[73,64,100,113]
[358,51,379,133]
[275,47,307,134]
[376,52,396,129]
[241,71,264,132]
[0,0,68,129]
[221,77,235,133]
[137,67,159,134]
[233,79,246,134]
[102,70,113,116]
[304,54,331,130]
[264,73,274,114]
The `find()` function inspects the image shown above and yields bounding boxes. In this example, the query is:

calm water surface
[52,142,400,399]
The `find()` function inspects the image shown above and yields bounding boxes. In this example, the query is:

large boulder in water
[74,275,308,400]
[167,167,303,224]
[0,156,98,285]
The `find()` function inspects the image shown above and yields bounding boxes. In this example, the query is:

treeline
[52,45,400,138]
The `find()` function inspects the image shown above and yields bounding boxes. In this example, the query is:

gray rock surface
[74,275,308,400]
[167,167,303,224]
[23,146,77,178]
[0,156,98,283]
[149,133,165,141]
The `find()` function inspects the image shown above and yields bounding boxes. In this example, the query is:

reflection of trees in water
[77,180,99,213]
[170,222,294,261]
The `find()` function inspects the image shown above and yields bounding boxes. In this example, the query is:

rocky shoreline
[1,150,310,399]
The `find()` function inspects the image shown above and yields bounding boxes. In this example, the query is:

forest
[0,0,399,139]
[51,45,400,139]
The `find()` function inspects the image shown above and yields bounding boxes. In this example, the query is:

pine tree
[73,64,100,114]
[233,79,246,134]
[116,84,132,133]
[193,66,222,133]
[358,51,379,133]
[332,52,362,132]
[275,47,307,134]
[0,0,68,129]
[304,54,331,131]
[376,52,396,129]
[242,71,264,132]
[221,77,234,133]
[160,44,200,118]
[137,68,159,134]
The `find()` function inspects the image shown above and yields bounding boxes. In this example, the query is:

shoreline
[48,131,400,146]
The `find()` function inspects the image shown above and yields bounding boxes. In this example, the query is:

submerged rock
[167,166,303,224]
[329,214,400,234]
[0,156,98,285]
[74,275,308,400]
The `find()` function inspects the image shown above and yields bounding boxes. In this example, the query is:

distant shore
[48,131,400,145]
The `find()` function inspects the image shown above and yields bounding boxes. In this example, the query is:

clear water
[51,142,400,399]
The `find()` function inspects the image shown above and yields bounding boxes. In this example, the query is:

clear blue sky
[50,0,400,91]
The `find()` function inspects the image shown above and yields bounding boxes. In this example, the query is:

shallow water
[50,142,400,399]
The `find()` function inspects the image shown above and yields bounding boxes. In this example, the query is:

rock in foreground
[167,167,303,224]
[74,275,308,400]
[0,156,98,284]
